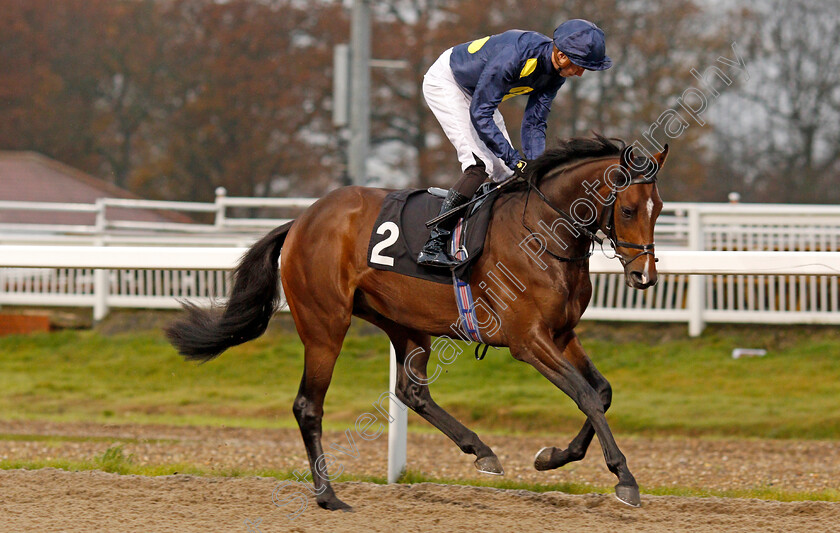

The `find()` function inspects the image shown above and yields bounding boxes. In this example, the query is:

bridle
[520,158,659,266]
[602,171,658,267]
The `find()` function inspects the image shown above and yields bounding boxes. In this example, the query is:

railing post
[214,187,227,230]
[94,198,107,234]
[687,207,705,336]
[388,342,407,483]
[93,268,109,323]
[92,235,109,323]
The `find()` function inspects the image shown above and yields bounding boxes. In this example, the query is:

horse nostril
[630,271,645,285]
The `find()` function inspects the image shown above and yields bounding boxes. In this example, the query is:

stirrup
[417,248,461,268]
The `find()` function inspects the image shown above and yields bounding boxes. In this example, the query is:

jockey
[417,19,612,267]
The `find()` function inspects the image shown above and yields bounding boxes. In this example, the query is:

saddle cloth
[366,185,500,284]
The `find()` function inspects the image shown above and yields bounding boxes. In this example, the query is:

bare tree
[367,0,466,188]
[713,0,840,203]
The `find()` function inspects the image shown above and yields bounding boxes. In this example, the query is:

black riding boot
[417,188,469,267]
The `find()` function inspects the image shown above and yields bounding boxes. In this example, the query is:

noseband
[521,164,658,265]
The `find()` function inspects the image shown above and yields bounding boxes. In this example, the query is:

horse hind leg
[383,322,503,476]
[291,310,353,512]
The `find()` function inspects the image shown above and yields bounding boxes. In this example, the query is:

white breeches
[422,48,515,183]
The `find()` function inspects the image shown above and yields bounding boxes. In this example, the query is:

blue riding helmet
[553,19,612,71]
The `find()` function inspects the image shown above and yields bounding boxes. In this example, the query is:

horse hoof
[614,484,641,508]
[474,455,504,476]
[534,446,581,470]
[317,497,354,512]
[534,447,555,471]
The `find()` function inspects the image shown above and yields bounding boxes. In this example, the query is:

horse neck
[538,157,617,232]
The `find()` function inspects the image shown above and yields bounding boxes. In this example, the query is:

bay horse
[165,134,668,510]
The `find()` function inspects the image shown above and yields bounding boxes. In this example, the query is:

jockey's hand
[513,159,530,179]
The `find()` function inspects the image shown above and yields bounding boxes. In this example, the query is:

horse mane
[527,133,625,183]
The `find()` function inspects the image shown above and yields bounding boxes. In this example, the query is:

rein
[520,175,596,263]
[520,163,658,265]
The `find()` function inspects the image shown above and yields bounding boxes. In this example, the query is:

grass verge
[1,321,840,439]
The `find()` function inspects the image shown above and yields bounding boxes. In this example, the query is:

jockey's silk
[448,30,566,168]
[423,49,516,182]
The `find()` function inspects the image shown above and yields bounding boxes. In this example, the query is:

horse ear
[654,144,669,169]
[620,146,634,168]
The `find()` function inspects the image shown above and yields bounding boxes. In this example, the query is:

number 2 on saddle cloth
[366,185,502,347]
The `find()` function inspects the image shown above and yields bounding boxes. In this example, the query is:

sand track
[1,421,839,532]
[1,469,838,532]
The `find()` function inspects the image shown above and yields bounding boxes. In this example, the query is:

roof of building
[0,151,190,226]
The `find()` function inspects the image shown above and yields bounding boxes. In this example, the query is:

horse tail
[165,221,293,362]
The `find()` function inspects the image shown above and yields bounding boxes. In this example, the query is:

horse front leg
[512,332,640,507]
[534,335,611,471]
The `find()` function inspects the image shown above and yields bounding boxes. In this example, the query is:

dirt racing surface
[2,469,839,533]
[1,421,839,532]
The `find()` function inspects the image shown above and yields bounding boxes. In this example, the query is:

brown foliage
[0,0,806,204]
[0,0,345,201]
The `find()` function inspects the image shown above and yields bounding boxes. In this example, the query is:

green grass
[0,433,175,444]
[1,319,840,439]
[397,470,840,502]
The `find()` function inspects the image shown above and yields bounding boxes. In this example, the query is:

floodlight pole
[349,0,371,186]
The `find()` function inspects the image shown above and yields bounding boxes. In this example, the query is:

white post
[214,187,227,229]
[687,207,705,337]
[94,198,107,234]
[93,235,109,323]
[387,342,407,483]
[93,268,109,322]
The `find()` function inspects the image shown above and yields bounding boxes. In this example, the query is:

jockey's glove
[514,159,531,179]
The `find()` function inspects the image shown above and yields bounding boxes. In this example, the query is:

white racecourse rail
[5,194,840,335]
[5,193,840,335]
[3,245,840,483]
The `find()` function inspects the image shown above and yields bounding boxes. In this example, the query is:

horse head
[517,134,669,289]
[607,143,669,289]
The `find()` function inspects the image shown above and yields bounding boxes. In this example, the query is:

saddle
[367,183,501,284]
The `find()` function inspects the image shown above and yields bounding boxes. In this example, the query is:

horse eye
[621,207,634,218]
